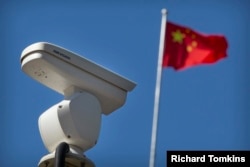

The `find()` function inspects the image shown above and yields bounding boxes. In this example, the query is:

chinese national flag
[163,22,228,70]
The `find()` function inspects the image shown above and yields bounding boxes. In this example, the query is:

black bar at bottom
[167,151,250,167]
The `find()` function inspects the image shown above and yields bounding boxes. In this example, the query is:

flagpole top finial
[161,8,167,15]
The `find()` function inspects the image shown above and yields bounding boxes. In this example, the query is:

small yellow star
[186,41,198,52]
[172,30,185,44]
[191,41,197,47]
[185,29,190,33]
[187,46,192,52]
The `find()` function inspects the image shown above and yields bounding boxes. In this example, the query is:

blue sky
[1,0,250,166]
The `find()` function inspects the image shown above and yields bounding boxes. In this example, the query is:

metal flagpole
[149,8,168,167]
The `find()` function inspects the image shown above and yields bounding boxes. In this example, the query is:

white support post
[149,8,168,167]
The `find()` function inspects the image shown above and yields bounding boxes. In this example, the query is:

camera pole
[55,142,69,167]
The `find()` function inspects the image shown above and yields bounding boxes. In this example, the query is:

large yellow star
[172,30,185,44]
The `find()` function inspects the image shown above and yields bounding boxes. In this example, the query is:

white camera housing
[38,92,101,153]
[20,42,136,166]
[21,42,136,115]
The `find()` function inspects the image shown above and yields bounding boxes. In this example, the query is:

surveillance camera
[20,42,136,166]
[21,42,136,115]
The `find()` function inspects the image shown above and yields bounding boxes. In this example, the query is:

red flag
[163,22,228,70]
